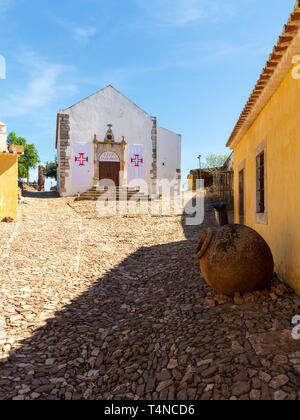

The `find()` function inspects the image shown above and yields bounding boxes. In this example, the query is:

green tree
[7,132,40,182]
[45,158,57,181]
[204,153,229,172]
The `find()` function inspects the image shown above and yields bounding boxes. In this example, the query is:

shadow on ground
[22,191,59,199]
[0,198,299,400]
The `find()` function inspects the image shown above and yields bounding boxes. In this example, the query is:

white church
[56,86,181,197]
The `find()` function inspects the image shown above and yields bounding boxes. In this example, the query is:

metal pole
[198,155,202,180]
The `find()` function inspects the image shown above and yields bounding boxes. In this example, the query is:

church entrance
[99,152,120,187]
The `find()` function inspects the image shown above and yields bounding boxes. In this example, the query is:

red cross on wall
[131,154,143,167]
[75,153,89,167]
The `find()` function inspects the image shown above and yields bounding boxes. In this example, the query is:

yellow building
[227,2,300,295]
[0,122,23,222]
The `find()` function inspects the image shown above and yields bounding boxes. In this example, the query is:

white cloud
[136,0,236,27]
[0,51,77,117]
[73,26,97,42]
[86,40,265,91]
[46,12,97,43]
[173,40,267,67]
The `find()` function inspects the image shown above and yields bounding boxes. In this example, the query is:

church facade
[56,86,181,197]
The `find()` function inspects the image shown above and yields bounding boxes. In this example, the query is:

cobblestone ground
[0,194,300,400]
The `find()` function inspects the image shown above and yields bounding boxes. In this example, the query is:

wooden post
[215,202,228,227]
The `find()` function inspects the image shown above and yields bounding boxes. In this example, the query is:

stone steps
[75,187,150,202]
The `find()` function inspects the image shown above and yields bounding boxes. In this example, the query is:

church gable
[61,85,155,148]
[56,86,181,197]
[63,85,152,120]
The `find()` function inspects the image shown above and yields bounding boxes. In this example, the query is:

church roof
[227,1,300,149]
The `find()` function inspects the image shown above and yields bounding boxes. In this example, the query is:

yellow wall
[0,154,19,221]
[233,65,300,295]
[187,174,194,190]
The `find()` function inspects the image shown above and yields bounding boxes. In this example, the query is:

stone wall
[38,166,45,192]
[58,114,70,195]
[189,169,214,189]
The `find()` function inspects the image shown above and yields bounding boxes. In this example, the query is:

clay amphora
[195,224,274,295]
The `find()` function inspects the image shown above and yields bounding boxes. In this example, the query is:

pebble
[232,382,251,397]
[250,390,261,401]
[274,390,288,401]
[259,371,272,384]
[202,366,218,379]
[0,196,299,401]
[156,380,173,393]
[167,359,178,370]
[269,375,290,390]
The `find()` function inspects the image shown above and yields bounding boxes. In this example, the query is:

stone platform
[74,186,150,202]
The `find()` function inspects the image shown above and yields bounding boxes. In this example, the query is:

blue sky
[0,0,296,188]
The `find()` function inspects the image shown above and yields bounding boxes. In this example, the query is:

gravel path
[0,195,300,400]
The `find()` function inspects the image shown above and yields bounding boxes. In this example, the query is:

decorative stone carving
[99,152,120,162]
[104,124,115,142]
[93,128,127,187]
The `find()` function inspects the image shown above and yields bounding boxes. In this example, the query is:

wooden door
[99,162,120,187]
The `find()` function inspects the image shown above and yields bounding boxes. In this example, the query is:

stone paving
[0,194,300,400]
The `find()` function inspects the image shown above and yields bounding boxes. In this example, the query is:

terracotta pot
[195,224,274,295]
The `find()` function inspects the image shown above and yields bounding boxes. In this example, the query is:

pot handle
[195,228,214,260]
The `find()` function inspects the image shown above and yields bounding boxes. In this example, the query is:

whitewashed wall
[0,122,7,152]
[157,126,181,184]
[58,86,181,196]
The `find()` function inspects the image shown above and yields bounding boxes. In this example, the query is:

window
[256,152,265,214]
[255,140,267,224]
[239,167,245,225]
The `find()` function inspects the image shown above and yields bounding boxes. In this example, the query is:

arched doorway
[99,152,120,187]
